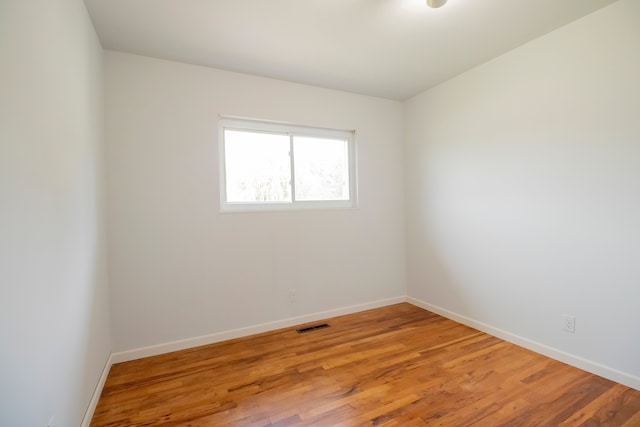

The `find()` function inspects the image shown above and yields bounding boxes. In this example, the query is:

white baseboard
[407,296,640,391]
[81,353,113,427]
[111,296,407,364]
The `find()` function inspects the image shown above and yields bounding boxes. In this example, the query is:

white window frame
[219,116,358,212]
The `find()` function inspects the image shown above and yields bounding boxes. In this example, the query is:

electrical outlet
[47,416,55,427]
[288,290,296,302]
[562,314,575,333]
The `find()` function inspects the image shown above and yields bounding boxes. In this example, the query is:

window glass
[224,130,291,202]
[293,136,350,201]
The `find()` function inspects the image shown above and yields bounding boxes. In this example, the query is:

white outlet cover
[562,314,576,333]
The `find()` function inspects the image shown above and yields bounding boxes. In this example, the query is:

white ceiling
[84,0,618,100]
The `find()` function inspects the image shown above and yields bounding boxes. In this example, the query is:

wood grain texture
[90,303,640,426]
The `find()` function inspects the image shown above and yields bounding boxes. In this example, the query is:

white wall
[105,51,406,352]
[405,0,640,387]
[0,1,111,426]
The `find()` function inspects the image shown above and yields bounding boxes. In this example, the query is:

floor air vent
[296,323,330,333]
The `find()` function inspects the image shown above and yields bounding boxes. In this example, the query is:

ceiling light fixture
[426,0,447,7]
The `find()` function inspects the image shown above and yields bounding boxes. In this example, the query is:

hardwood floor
[90,303,640,426]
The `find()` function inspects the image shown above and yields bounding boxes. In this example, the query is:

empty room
[1,0,640,426]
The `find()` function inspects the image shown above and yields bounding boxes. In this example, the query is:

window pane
[293,136,350,201]
[224,130,291,202]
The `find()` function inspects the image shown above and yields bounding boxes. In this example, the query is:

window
[219,117,357,212]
